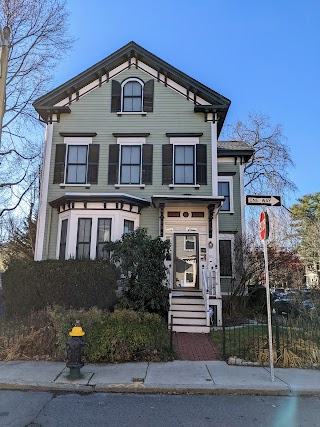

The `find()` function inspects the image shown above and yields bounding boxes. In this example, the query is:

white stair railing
[201,266,210,327]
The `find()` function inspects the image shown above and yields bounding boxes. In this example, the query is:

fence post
[222,318,226,360]
[170,314,173,353]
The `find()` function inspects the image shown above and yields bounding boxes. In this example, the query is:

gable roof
[33,41,231,135]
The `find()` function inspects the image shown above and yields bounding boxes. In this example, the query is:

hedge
[2,259,120,317]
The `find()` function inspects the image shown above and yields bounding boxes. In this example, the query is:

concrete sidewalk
[0,360,320,396]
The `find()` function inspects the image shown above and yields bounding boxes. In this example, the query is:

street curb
[3,382,319,397]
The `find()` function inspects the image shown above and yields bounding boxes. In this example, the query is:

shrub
[50,307,172,362]
[105,228,170,317]
[2,259,119,317]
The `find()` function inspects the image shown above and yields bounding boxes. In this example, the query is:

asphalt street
[0,391,319,427]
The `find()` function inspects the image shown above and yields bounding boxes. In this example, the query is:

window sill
[169,184,200,189]
[59,183,91,188]
[219,211,234,214]
[117,112,147,116]
[114,184,146,189]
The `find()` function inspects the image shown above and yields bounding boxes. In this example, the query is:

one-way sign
[246,195,281,206]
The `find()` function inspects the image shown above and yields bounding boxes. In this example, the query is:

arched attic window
[111,78,154,113]
[122,78,143,112]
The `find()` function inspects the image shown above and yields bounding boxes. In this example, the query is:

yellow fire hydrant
[66,320,85,379]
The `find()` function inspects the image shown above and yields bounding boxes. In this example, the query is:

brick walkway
[174,333,220,361]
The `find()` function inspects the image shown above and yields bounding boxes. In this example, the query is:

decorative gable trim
[33,42,230,134]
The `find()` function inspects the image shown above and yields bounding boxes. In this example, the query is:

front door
[173,233,199,289]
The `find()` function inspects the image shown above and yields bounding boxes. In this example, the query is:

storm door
[173,233,199,289]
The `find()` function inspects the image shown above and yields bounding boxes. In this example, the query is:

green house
[33,42,253,332]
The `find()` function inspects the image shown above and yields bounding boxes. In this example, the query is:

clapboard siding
[45,67,212,257]
[217,163,242,234]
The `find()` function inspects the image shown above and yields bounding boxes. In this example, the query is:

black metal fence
[221,314,320,367]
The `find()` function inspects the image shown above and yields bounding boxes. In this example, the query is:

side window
[123,219,134,234]
[111,79,154,113]
[59,219,68,260]
[218,178,233,212]
[219,239,232,276]
[76,218,92,259]
[96,218,111,259]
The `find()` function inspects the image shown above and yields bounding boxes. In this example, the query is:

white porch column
[211,118,218,196]
[34,124,53,261]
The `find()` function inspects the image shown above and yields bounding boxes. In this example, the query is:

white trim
[169,137,199,145]
[63,137,93,145]
[34,124,53,260]
[60,183,91,188]
[169,184,200,189]
[116,137,146,144]
[121,77,144,113]
[211,120,218,196]
[218,176,234,213]
[56,209,140,260]
[239,164,246,232]
[63,192,148,202]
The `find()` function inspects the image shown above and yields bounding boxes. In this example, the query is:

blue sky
[54,0,320,204]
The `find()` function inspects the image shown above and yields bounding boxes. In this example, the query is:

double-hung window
[96,218,111,259]
[122,80,143,112]
[124,219,134,234]
[218,177,233,212]
[59,219,68,260]
[120,145,141,184]
[174,145,195,184]
[76,218,92,259]
[66,145,88,184]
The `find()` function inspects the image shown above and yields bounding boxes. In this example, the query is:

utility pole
[0,25,10,148]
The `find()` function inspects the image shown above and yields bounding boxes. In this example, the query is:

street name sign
[246,195,281,206]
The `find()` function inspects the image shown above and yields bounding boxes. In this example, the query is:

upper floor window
[53,137,99,186]
[66,145,88,184]
[108,137,153,186]
[162,136,207,186]
[111,79,154,113]
[120,145,141,184]
[122,80,143,112]
[218,177,233,212]
[174,145,195,184]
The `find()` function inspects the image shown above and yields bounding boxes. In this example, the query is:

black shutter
[196,144,207,185]
[111,80,121,112]
[108,144,119,184]
[162,144,173,185]
[143,79,154,112]
[53,144,66,184]
[142,144,153,184]
[87,144,99,184]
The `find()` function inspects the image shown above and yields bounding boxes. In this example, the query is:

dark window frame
[66,144,88,184]
[76,218,92,259]
[120,145,142,184]
[218,180,231,211]
[123,219,134,234]
[59,219,68,260]
[96,218,112,259]
[173,145,195,185]
[219,239,233,277]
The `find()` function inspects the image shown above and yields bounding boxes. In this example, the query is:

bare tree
[0,0,74,218]
[222,112,297,197]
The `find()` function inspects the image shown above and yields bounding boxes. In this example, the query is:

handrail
[202,266,210,328]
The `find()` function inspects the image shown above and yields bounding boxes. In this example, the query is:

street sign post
[246,195,281,207]
[260,209,274,382]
